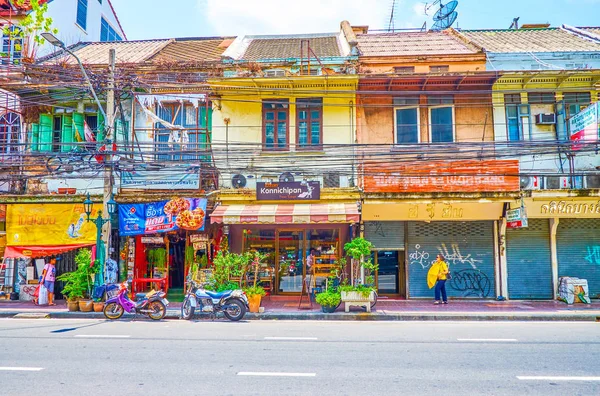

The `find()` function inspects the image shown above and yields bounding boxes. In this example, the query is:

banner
[256,182,320,200]
[7,204,99,246]
[570,103,599,150]
[118,198,207,236]
[121,170,200,190]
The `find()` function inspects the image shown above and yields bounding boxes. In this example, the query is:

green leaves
[344,237,373,260]
[57,248,97,300]
[315,290,341,307]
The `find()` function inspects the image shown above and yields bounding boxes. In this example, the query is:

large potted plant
[315,290,341,313]
[57,249,98,312]
[244,252,268,313]
[340,237,377,312]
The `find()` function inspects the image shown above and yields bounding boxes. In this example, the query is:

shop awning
[210,203,360,224]
[3,244,94,259]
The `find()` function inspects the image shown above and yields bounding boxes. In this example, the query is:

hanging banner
[6,204,99,246]
[506,207,528,229]
[118,198,207,236]
[121,170,200,190]
[570,103,599,150]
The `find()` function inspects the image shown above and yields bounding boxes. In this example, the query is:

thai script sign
[361,160,520,193]
[506,207,528,229]
[362,202,504,221]
[6,204,99,246]
[521,199,600,218]
[256,181,320,200]
[570,103,599,150]
[121,170,200,190]
[118,198,207,236]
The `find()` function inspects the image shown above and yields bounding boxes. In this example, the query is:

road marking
[264,337,318,341]
[238,372,316,377]
[74,335,131,338]
[457,338,518,342]
[0,367,44,371]
[517,376,600,381]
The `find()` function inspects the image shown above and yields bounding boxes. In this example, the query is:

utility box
[557,277,591,304]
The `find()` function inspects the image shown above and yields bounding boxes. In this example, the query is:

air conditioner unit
[545,176,569,190]
[279,172,295,183]
[228,173,256,189]
[520,175,542,190]
[585,175,600,189]
[264,69,286,77]
[323,172,340,188]
[535,113,557,125]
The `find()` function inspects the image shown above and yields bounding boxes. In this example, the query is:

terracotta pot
[247,294,262,313]
[67,300,79,312]
[93,302,104,312]
[78,299,93,312]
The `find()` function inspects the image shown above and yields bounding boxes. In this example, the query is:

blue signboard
[118,198,207,236]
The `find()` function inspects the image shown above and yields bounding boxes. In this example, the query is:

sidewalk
[1,297,599,321]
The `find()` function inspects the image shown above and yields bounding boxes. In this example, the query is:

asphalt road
[0,318,599,395]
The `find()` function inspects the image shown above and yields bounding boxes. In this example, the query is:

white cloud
[197,0,420,35]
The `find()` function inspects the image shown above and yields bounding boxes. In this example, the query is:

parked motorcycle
[103,281,169,320]
[181,279,248,321]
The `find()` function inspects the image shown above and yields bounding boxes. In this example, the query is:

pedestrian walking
[427,254,449,304]
[41,257,57,306]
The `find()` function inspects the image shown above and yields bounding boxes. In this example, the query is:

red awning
[210,203,360,224]
[3,244,94,259]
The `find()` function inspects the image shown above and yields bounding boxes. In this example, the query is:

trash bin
[558,277,591,304]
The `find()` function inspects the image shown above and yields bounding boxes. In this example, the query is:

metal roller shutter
[557,218,600,299]
[507,219,552,299]
[364,221,405,250]
[407,221,496,298]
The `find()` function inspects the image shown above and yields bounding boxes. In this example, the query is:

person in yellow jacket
[427,254,449,304]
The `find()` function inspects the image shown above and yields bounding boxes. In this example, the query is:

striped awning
[210,203,360,224]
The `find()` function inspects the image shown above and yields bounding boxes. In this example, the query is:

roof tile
[40,40,171,65]
[149,37,235,63]
[240,35,342,61]
[357,31,479,57]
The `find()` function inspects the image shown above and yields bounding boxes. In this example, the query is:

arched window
[0,112,21,155]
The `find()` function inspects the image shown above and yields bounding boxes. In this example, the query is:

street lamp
[41,32,107,120]
[83,193,117,285]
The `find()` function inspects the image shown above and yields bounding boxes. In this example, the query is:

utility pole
[102,48,116,272]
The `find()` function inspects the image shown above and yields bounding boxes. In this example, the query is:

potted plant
[340,237,377,312]
[57,249,98,312]
[243,252,268,313]
[92,298,104,312]
[315,290,341,313]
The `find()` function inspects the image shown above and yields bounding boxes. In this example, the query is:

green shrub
[315,290,341,307]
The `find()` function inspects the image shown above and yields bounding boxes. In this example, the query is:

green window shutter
[30,123,39,152]
[73,112,85,144]
[61,115,74,152]
[97,110,105,142]
[39,114,53,152]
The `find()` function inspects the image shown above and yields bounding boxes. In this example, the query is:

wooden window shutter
[38,114,53,152]
[61,115,74,152]
[30,123,39,152]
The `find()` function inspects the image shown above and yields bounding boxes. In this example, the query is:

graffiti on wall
[409,244,431,269]
[438,243,483,269]
[449,269,492,298]
[584,246,600,265]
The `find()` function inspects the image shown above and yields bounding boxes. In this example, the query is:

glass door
[276,230,305,293]
[376,251,399,295]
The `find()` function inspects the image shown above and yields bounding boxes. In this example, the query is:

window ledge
[74,22,87,34]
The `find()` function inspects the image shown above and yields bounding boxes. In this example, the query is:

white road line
[238,372,316,377]
[457,338,518,342]
[74,335,131,338]
[0,367,44,371]
[517,376,600,381]
[264,337,318,341]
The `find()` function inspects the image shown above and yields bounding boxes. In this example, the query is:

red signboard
[362,160,520,193]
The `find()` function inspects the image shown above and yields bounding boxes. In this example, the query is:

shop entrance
[374,250,405,297]
[168,236,186,289]
[277,230,305,293]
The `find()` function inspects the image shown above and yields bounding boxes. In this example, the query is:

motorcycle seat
[205,290,233,299]
[135,293,147,301]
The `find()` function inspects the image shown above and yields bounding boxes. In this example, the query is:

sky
[110,0,600,40]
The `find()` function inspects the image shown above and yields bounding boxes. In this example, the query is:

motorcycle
[103,281,169,321]
[181,279,248,321]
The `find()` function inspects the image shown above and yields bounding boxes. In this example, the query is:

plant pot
[93,302,104,312]
[67,300,80,312]
[341,291,375,302]
[321,305,337,313]
[247,294,262,313]
[78,299,93,312]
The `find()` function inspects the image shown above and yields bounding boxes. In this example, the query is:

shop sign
[522,199,600,218]
[256,181,320,201]
[119,198,208,236]
[0,204,6,222]
[193,242,207,250]
[121,169,200,190]
[189,234,209,243]
[362,202,505,221]
[6,203,99,246]
[140,236,164,244]
[506,207,528,229]
[570,103,599,150]
[361,160,520,193]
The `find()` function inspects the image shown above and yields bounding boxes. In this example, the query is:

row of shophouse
[0,21,599,301]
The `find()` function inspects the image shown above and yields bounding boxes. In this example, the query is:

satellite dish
[231,174,247,188]
[432,11,458,31]
[279,172,295,183]
[433,1,458,21]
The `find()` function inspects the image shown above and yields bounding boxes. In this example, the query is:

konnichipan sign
[256,182,320,201]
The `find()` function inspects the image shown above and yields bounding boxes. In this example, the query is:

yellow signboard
[362,202,505,221]
[520,198,600,219]
[7,204,99,246]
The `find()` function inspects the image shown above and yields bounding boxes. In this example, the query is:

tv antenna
[387,0,398,32]
[424,0,459,31]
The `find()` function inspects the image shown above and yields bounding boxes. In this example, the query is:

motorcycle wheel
[181,296,195,320]
[148,300,166,320]
[223,298,246,322]
[103,303,124,320]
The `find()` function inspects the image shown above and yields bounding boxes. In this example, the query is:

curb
[1,310,599,321]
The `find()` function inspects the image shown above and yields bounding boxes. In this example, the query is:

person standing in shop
[41,257,57,306]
